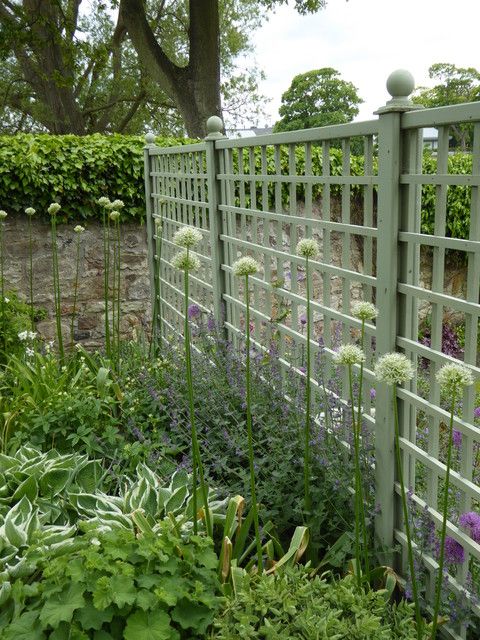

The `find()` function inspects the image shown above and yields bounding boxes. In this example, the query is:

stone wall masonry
[2,216,151,349]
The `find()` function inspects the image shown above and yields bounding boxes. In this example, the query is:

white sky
[249,0,480,126]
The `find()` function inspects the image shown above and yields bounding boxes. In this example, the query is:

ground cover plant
[0,206,479,639]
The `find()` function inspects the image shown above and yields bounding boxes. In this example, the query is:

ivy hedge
[0,135,473,239]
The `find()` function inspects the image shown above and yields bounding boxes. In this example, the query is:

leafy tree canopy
[274,68,363,133]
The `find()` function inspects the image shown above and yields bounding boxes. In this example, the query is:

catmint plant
[71,225,84,350]
[233,255,263,571]
[172,225,213,539]
[25,207,36,330]
[374,352,422,638]
[48,203,64,361]
[0,210,6,351]
[431,363,474,639]
[296,238,319,514]
[333,343,367,589]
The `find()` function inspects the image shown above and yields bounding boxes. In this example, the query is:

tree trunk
[120,0,222,138]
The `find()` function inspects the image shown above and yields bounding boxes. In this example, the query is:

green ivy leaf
[124,610,179,640]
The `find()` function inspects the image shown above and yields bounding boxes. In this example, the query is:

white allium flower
[47,203,61,215]
[109,211,120,222]
[351,301,378,322]
[74,225,85,233]
[232,256,260,277]
[296,238,320,259]
[0,210,7,219]
[25,347,34,357]
[25,207,36,216]
[436,363,474,392]
[173,226,202,249]
[333,344,366,366]
[154,217,162,228]
[171,250,201,272]
[97,197,111,207]
[374,353,414,385]
[110,199,125,210]
[18,331,28,341]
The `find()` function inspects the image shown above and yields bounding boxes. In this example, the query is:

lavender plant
[431,363,474,639]
[296,238,320,514]
[233,255,263,572]
[374,352,422,639]
[48,203,64,361]
[172,225,213,539]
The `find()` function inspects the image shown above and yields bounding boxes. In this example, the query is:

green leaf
[124,611,178,640]
[110,574,136,608]
[3,611,45,640]
[39,583,85,627]
[171,598,214,633]
[75,600,114,631]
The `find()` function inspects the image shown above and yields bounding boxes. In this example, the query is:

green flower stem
[28,215,34,330]
[50,215,64,361]
[184,255,213,539]
[116,219,121,362]
[245,274,263,572]
[356,320,370,583]
[431,389,457,639]
[304,256,312,514]
[348,363,362,589]
[103,209,111,359]
[70,233,81,350]
[151,218,163,356]
[0,223,4,353]
[393,384,423,639]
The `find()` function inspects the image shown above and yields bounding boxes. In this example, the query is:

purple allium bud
[459,512,480,543]
[443,536,465,564]
[187,303,201,319]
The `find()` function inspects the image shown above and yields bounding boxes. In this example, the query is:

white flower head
[27,331,37,340]
[110,199,124,210]
[25,207,36,216]
[0,210,7,219]
[436,363,474,393]
[25,347,34,357]
[173,226,202,249]
[18,331,28,341]
[74,225,85,234]
[333,344,366,366]
[97,197,111,207]
[171,250,201,272]
[352,301,378,322]
[48,203,61,216]
[296,238,320,259]
[109,211,120,222]
[374,352,414,386]
[232,256,260,277]
[4,297,9,303]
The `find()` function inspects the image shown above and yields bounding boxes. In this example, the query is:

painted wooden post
[205,116,227,326]
[144,133,161,346]
[374,70,418,563]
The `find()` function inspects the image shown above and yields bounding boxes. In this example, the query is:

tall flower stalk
[431,363,474,639]
[334,343,367,588]
[233,255,263,572]
[296,238,320,514]
[25,207,36,330]
[48,203,64,361]
[97,197,112,358]
[109,209,122,362]
[172,226,212,539]
[351,301,378,583]
[0,210,7,352]
[374,352,422,638]
[151,204,165,356]
[71,225,84,349]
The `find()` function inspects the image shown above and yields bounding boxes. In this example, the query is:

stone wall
[2,217,151,348]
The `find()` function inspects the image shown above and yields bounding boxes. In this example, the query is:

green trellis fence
[144,70,480,639]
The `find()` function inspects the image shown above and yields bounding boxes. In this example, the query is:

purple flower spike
[187,303,201,319]
[370,388,376,400]
[453,429,462,449]
[444,536,465,564]
[207,315,216,332]
[459,511,480,543]
[474,406,480,419]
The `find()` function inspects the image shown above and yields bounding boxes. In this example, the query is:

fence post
[144,133,161,346]
[205,116,227,326]
[374,70,417,564]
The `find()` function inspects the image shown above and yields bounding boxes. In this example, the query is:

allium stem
[50,214,64,361]
[102,209,111,359]
[304,255,312,514]
[70,232,81,350]
[183,254,212,539]
[393,384,423,639]
[0,223,4,353]
[116,219,121,361]
[28,215,34,330]
[348,363,362,589]
[431,389,457,639]
[245,273,263,571]
[356,319,370,582]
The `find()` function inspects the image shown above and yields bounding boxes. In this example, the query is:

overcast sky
[249,0,480,126]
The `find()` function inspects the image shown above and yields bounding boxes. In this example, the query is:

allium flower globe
[74,225,85,234]
[25,207,36,216]
[435,363,474,392]
[296,238,320,259]
[374,353,414,385]
[333,344,366,366]
[109,211,120,222]
[0,210,7,219]
[173,226,202,249]
[172,250,201,272]
[232,256,259,277]
[47,203,61,216]
[97,197,111,207]
[351,301,379,322]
